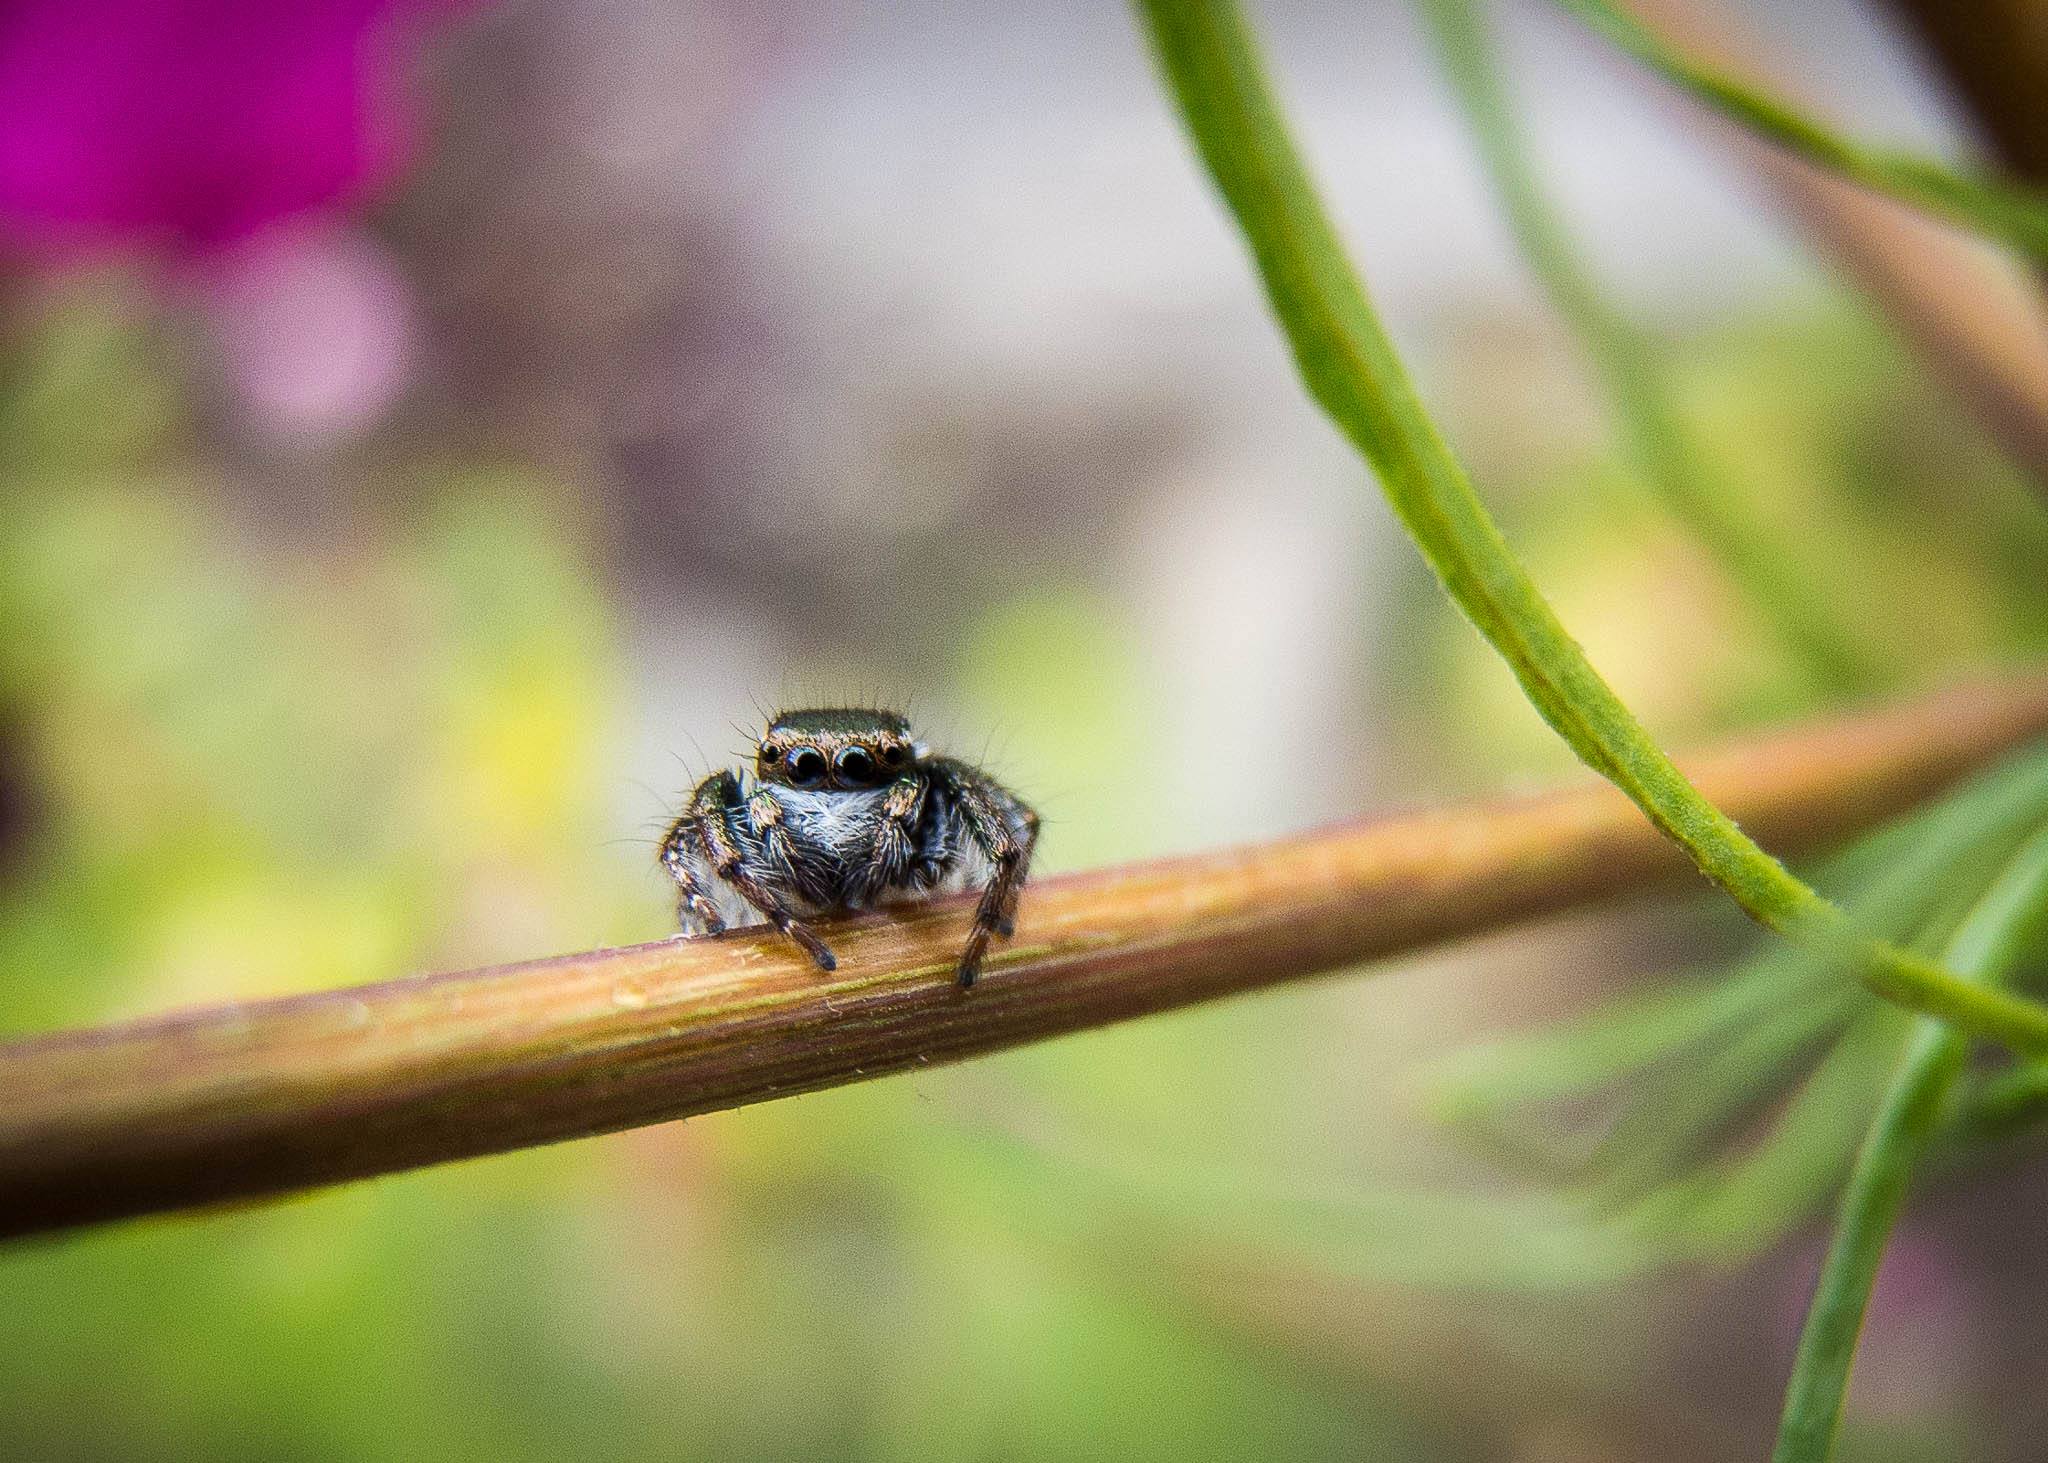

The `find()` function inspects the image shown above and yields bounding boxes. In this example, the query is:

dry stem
[2,677,2046,1240]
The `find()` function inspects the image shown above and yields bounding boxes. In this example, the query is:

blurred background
[4,0,2048,1458]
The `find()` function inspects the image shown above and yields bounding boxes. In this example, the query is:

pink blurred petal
[1779,1228,1975,1426]
[0,0,472,257]
[199,222,417,443]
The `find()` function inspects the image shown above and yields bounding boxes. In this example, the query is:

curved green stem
[1553,0,2048,262]
[1415,0,1884,694]
[1773,825,2048,1462]
[1133,0,2048,1053]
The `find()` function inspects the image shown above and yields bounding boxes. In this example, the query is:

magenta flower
[0,0,466,256]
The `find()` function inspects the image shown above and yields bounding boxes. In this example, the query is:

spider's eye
[880,742,907,768]
[786,747,828,787]
[834,746,877,786]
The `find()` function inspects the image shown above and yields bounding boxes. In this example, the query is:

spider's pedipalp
[661,769,837,971]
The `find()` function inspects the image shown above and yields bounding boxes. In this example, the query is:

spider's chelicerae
[659,708,1040,987]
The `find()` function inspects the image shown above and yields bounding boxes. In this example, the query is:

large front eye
[786,747,828,787]
[834,746,877,786]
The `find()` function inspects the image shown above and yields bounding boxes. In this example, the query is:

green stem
[1133,0,2048,1052]
[1553,0,2048,262]
[1772,825,2048,1462]
[1592,745,2048,1195]
[1416,0,1883,694]
[1440,744,2048,1136]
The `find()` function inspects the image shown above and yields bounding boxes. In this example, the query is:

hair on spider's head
[766,706,912,739]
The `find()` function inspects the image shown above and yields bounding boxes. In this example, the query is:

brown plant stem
[3,677,2048,1241]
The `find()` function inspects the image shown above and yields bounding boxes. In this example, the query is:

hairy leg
[682,771,837,971]
[992,800,1040,937]
[743,785,799,872]
[854,773,927,897]
[659,805,729,935]
[931,760,1039,987]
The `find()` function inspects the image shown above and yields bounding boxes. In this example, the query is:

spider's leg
[659,787,730,936]
[744,785,802,878]
[857,773,927,895]
[930,760,1039,987]
[687,772,838,972]
[902,788,955,892]
[992,799,1040,938]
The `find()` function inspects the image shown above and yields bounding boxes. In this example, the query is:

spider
[659,707,1040,987]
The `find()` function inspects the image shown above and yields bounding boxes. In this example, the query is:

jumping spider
[660,708,1040,987]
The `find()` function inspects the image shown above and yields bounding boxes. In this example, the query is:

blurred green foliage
[0,288,1391,1461]
[1420,310,2048,781]
[5,247,2048,1461]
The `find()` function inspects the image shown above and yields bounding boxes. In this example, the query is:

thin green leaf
[1133,0,2048,1051]
[1429,783,1977,1117]
[1416,0,1881,693]
[1553,0,2048,262]
[1444,744,2048,1187]
[1423,794,1987,1134]
[1625,1007,1906,1261]
[1773,825,2048,1463]
[1425,956,1804,1125]
[1957,1057,2048,1141]
[1584,985,1860,1206]
[961,1125,1652,1293]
